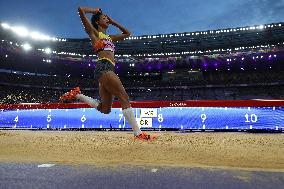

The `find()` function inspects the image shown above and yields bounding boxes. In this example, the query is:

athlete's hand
[93,8,102,14]
[106,15,116,25]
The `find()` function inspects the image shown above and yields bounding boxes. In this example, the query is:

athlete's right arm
[78,7,99,39]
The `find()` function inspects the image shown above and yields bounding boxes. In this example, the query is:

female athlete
[60,7,156,141]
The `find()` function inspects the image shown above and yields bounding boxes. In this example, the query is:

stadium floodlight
[12,26,29,37]
[30,32,52,41]
[22,43,32,51]
[41,34,51,41]
[30,32,42,40]
[1,23,10,29]
[45,48,51,54]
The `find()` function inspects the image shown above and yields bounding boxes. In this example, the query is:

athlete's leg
[76,93,100,108]
[98,71,130,109]
[97,82,113,114]
[98,71,142,136]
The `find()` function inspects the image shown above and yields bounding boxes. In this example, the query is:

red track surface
[0,100,283,110]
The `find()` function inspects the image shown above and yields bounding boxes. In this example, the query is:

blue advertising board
[0,107,283,130]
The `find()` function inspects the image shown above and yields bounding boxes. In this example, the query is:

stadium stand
[0,22,284,103]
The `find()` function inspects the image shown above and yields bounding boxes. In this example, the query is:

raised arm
[78,7,99,38]
[107,15,131,42]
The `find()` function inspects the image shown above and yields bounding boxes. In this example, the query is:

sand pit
[0,130,283,172]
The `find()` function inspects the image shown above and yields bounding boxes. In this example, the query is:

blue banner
[0,107,283,130]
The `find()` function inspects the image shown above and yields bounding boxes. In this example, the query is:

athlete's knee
[102,108,111,114]
[97,103,111,114]
[100,107,111,114]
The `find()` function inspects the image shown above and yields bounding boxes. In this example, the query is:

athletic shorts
[94,58,115,81]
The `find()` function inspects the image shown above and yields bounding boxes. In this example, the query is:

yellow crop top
[93,32,115,53]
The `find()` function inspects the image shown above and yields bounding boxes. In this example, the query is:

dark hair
[91,12,103,30]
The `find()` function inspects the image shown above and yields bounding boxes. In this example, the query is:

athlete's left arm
[107,15,131,41]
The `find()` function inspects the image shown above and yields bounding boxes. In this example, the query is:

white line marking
[38,164,55,168]
[151,168,158,173]
[135,108,138,118]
